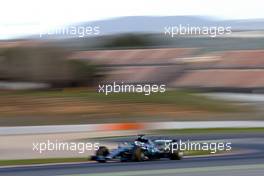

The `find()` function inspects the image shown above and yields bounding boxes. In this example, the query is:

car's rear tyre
[96,146,109,163]
[170,151,183,160]
[132,147,144,162]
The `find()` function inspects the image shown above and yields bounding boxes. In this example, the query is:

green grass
[0,158,88,166]
[0,89,239,112]
[0,89,246,126]
[184,150,223,156]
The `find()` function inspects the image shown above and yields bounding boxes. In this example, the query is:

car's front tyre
[170,150,183,160]
[132,147,144,162]
[96,146,109,163]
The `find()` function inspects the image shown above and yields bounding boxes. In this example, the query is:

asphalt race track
[0,133,264,176]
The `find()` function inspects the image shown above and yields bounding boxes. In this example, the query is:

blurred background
[1,14,264,125]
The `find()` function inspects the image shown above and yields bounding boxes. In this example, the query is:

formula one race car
[92,135,183,163]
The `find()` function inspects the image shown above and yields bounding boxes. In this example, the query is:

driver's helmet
[136,134,149,143]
